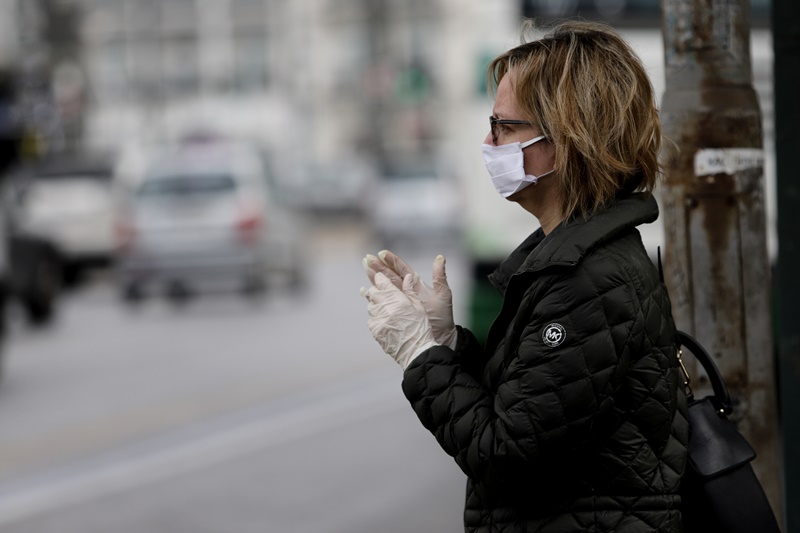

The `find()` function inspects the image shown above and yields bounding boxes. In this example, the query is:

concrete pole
[363,0,389,171]
[659,0,783,521]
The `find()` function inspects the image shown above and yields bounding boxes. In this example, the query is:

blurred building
[76,0,523,180]
[81,0,290,152]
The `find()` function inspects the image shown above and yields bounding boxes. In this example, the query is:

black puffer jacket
[403,193,688,532]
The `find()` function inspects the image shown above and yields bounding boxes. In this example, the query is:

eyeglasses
[490,116,533,145]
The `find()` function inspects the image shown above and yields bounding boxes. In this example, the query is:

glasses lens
[490,117,497,144]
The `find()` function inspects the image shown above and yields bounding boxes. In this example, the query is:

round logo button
[542,323,566,347]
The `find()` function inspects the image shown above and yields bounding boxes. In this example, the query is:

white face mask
[481,135,554,198]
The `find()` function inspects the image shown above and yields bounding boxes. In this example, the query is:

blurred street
[0,218,468,533]
[0,0,786,529]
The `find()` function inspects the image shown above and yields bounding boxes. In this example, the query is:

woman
[362,21,688,532]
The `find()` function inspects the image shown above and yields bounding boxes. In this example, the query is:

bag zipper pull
[677,348,693,398]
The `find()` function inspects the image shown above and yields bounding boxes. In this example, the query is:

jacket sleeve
[402,258,640,490]
[451,325,485,379]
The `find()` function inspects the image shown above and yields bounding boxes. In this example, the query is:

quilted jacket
[402,193,689,532]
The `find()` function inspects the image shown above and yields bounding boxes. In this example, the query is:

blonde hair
[488,21,661,219]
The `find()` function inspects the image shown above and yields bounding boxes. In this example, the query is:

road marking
[0,368,403,526]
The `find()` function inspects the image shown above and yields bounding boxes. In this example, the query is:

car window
[36,170,113,182]
[382,161,438,181]
[138,174,237,199]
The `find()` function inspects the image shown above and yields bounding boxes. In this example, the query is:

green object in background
[467,276,503,347]
[393,64,431,105]
[476,51,495,96]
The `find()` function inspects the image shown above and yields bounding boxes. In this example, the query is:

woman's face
[486,70,561,227]
[486,71,556,183]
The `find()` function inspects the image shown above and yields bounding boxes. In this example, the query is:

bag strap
[677,330,733,415]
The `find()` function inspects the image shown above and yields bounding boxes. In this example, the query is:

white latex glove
[363,272,437,370]
[363,250,457,350]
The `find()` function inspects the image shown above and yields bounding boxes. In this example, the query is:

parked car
[4,152,116,286]
[278,159,375,215]
[115,141,307,303]
[365,161,462,248]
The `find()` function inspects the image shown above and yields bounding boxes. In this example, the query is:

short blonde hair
[488,21,661,219]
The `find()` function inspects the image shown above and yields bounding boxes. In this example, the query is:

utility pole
[659,0,782,522]
[363,0,389,172]
[772,0,800,529]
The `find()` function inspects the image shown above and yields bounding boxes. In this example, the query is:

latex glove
[364,250,457,350]
[364,272,437,370]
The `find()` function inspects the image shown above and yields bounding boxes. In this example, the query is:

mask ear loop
[519,135,547,149]
[520,136,554,184]
[532,169,555,179]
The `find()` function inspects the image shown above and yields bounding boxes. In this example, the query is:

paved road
[0,221,469,532]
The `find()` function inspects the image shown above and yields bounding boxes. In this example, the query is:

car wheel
[121,282,144,305]
[166,281,192,306]
[242,273,267,299]
[288,267,308,293]
[61,264,82,288]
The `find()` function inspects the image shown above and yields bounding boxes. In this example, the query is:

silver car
[365,163,462,248]
[116,143,306,302]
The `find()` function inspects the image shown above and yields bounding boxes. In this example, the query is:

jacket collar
[489,193,659,294]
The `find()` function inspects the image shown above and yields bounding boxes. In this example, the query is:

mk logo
[542,323,566,347]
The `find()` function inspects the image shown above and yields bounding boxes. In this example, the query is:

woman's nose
[483,132,493,145]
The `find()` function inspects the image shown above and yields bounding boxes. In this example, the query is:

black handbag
[676,330,782,532]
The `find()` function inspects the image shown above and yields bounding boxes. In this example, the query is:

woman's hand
[362,272,437,369]
[363,251,458,350]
